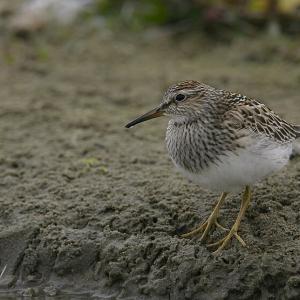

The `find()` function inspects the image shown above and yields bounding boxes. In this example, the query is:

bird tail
[295,125,300,138]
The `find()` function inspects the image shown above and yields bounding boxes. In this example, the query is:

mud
[0,29,299,299]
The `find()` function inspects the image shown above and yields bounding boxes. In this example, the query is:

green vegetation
[85,0,300,34]
[93,0,198,29]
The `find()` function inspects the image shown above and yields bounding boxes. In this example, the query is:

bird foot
[207,224,246,255]
[181,216,228,242]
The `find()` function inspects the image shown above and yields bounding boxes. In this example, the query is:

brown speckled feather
[223,91,298,144]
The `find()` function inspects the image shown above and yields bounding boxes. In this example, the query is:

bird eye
[175,94,186,101]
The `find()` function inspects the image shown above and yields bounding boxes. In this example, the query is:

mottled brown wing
[224,94,297,144]
[295,125,300,138]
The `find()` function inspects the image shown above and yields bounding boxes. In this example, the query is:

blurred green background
[92,0,300,34]
[2,0,300,37]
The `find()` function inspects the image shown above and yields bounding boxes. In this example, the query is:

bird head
[125,80,217,128]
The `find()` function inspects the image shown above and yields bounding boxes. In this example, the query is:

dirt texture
[0,29,299,299]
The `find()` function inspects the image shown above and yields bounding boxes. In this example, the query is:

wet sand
[0,29,299,299]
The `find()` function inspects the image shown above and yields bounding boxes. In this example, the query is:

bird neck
[169,110,215,128]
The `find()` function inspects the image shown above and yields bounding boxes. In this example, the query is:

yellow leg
[181,192,229,241]
[209,186,251,255]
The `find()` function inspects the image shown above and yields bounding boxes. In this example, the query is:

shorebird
[125,81,300,255]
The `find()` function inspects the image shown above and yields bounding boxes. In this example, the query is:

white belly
[174,138,293,193]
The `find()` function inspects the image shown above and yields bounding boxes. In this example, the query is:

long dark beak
[125,105,164,128]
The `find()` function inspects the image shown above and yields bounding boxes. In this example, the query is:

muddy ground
[0,28,299,299]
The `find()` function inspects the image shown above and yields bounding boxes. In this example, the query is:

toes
[211,237,231,254]
[234,233,246,247]
[207,237,226,248]
[199,222,213,241]
[215,221,229,231]
[180,221,207,238]
[207,230,246,254]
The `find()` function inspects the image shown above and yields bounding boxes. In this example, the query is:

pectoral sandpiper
[125,81,300,255]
